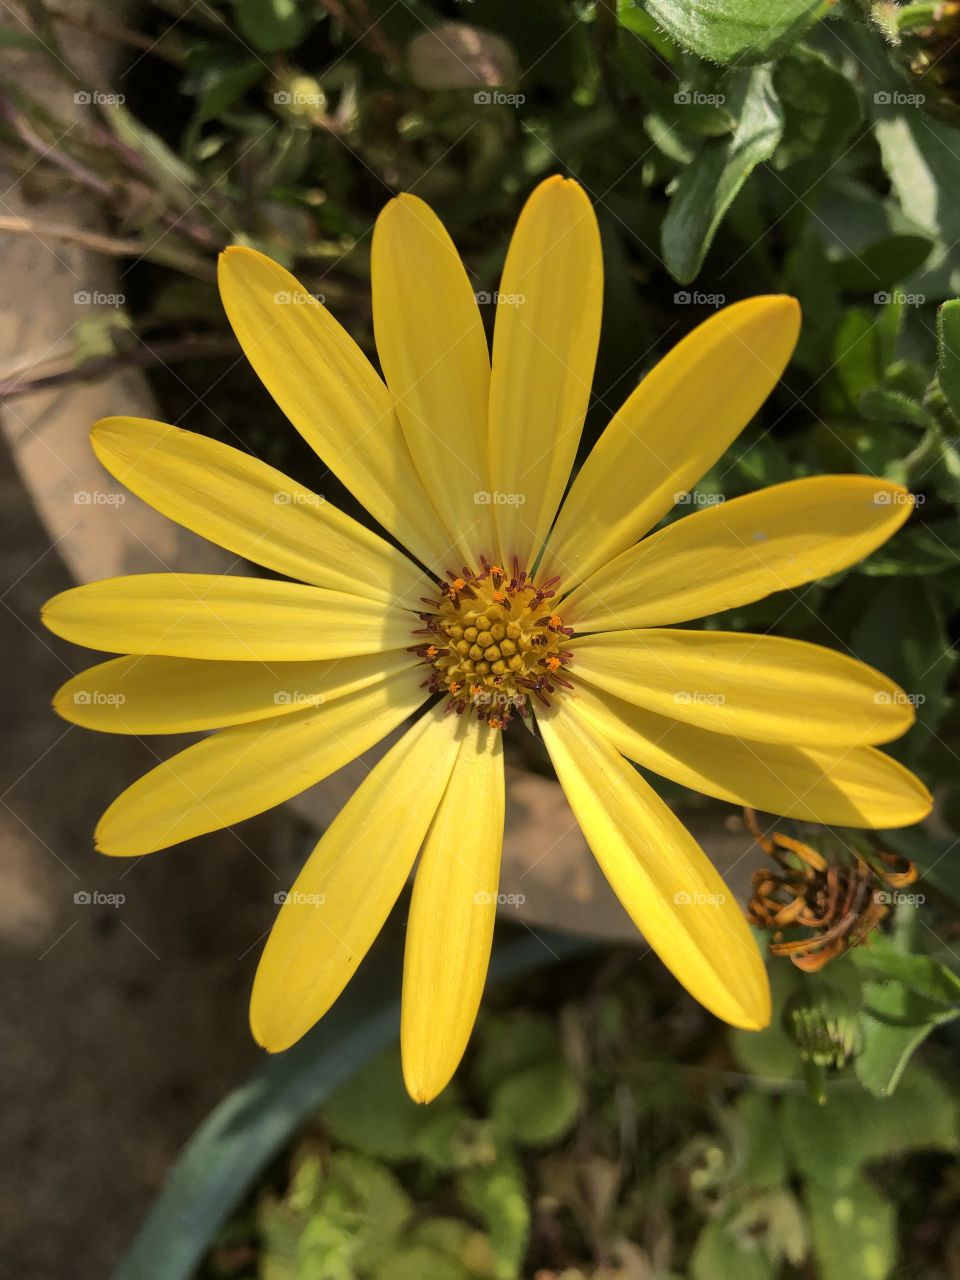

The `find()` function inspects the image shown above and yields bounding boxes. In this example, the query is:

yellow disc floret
[412,557,574,727]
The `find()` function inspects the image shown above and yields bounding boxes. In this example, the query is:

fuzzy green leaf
[661,67,783,282]
[640,0,823,64]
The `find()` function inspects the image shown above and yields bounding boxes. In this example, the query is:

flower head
[42,176,931,1102]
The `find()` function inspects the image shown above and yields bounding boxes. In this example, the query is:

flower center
[412,557,574,728]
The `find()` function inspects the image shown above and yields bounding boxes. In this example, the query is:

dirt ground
[0,436,295,1278]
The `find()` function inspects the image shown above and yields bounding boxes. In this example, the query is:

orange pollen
[417,559,575,728]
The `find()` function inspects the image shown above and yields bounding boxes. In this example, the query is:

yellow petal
[542,296,801,587]
[96,669,427,855]
[217,246,449,571]
[42,573,413,660]
[564,475,914,631]
[92,417,425,609]
[250,706,464,1052]
[54,650,415,734]
[570,629,914,746]
[488,176,602,568]
[537,701,769,1030]
[372,194,494,564]
[402,722,505,1103]
[570,680,932,829]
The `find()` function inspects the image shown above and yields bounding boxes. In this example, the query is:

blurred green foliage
[203,951,960,1280]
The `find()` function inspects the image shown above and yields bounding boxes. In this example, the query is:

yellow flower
[42,176,930,1103]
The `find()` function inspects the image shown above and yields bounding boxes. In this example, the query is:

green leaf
[851,938,960,1004]
[850,577,955,764]
[322,1048,467,1167]
[233,0,305,52]
[661,66,783,282]
[489,1061,581,1147]
[472,1010,561,1094]
[855,979,959,1097]
[772,49,860,170]
[459,1152,530,1280]
[729,964,801,1082]
[732,1092,789,1190]
[858,385,936,428]
[937,299,960,421]
[640,0,824,64]
[107,106,200,214]
[780,1064,958,1187]
[833,308,879,406]
[376,1246,471,1280]
[689,1215,776,1280]
[855,521,960,577]
[804,1179,896,1280]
